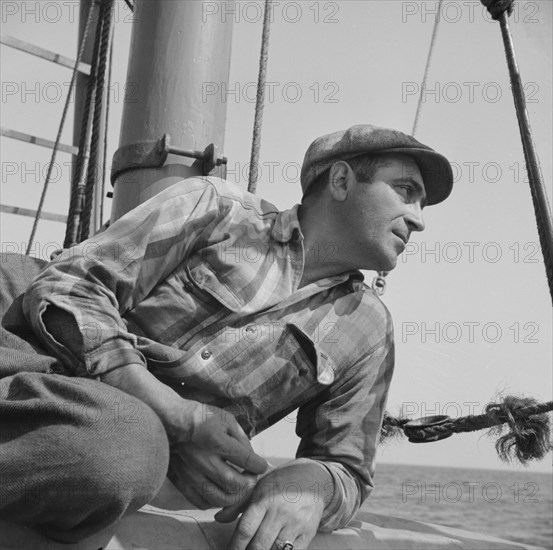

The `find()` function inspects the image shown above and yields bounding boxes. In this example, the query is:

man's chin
[378,255,398,272]
[363,250,398,272]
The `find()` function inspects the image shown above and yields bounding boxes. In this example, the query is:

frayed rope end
[486,395,552,465]
[380,414,409,445]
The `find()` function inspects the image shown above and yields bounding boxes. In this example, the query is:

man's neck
[297,204,353,288]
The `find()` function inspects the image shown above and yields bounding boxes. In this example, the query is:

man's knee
[42,400,169,543]
[51,379,170,539]
[0,374,170,542]
[106,395,170,507]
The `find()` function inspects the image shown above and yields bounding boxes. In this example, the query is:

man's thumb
[214,500,245,523]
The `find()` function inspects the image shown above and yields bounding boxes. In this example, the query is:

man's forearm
[101,363,204,445]
[40,306,204,444]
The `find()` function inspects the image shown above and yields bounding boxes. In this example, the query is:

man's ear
[328,161,354,202]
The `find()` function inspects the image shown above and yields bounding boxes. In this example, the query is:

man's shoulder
[178,176,281,219]
[308,280,393,373]
[333,277,394,337]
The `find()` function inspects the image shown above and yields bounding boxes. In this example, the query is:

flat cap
[300,124,454,205]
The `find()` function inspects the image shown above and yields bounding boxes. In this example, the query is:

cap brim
[379,147,454,206]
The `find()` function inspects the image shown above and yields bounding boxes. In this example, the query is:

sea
[360,463,553,549]
[268,458,552,548]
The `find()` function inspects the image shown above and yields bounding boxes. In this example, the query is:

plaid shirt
[23,177,395,531]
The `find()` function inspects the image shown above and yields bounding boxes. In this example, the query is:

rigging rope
[496,9,553,302]
[26,1,96,255]
[81,0,115,240]
[412,0,444,136]
[379,0,552,467]
[374,0,444,294]
[100,25,115,226]
[64,6,102,247]
[381,396,552,465]
[248,0,273,194]
[478,0,553,301]
[64,0,114,248]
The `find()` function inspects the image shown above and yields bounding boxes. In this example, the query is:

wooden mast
[110,0,234,221]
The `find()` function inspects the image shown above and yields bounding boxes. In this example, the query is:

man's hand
[215,459,332,550]
[169,406,268,509]
[101,363,268,508]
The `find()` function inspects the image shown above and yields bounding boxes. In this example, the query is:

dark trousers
[0,254,169,542]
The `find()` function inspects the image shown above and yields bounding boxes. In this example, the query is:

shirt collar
[271,204,365,293]
[315,270,365,290]
[271,204,304,243]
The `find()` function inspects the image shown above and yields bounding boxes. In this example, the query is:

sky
[1,0,552,476]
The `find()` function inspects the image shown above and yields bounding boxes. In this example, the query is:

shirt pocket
[226,321,335,433]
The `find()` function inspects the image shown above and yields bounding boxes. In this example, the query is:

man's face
[345,154,426,271]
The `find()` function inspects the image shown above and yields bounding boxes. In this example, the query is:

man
[0,124,453,549]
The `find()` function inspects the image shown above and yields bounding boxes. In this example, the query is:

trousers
[0,253,170,542]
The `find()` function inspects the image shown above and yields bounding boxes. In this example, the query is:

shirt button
[245,325,255,333]
[201,350,212,360]
[298,367,309,376]
[318,368,334,385]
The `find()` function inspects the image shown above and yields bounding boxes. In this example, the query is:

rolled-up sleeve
[296,305,395,531]
[23,178,222,377]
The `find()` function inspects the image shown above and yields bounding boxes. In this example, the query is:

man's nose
[405,203,425,232]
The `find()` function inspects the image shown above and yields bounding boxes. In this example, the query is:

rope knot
[380,396,552,465]
[480,0,516,20]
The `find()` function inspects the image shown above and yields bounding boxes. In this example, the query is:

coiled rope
[26,1,96,254]
[248,0,273,194]
[381,396,552,465]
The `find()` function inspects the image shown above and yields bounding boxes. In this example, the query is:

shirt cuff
[308,459,363,532]
[36,303,146,377]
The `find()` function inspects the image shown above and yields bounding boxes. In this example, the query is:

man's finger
[227,505,266,550]
[214,499,247,523]
[226,419,254,448]
[170,453,234,507]
[204,455,257,492]
[220,435,268,475]
[247,514,284,550]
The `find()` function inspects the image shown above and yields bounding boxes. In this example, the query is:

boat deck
[1,479,544,550]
